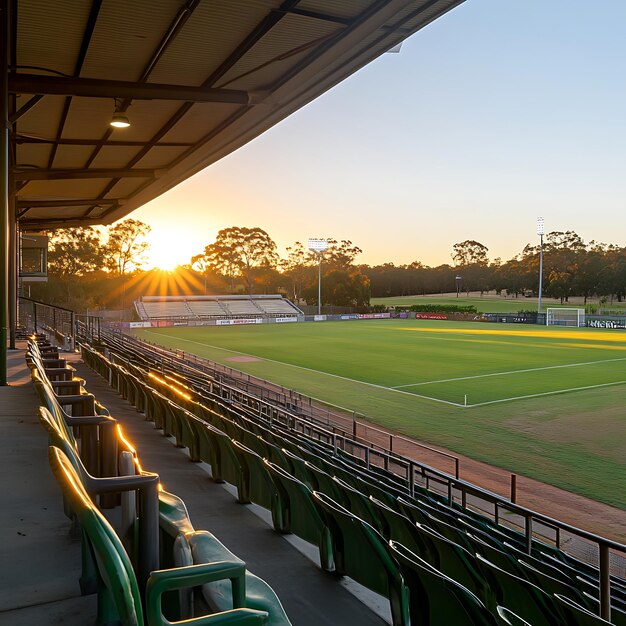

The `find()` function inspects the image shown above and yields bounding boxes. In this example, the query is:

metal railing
[97,327,625,620]
[19,297,102,349]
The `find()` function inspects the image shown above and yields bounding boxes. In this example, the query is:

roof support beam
[14,136,194,147]
[8,94,42,123]
[280,8,351,26]
[16,198,120,208]
[9,74,254,104]
[14,168,156,181]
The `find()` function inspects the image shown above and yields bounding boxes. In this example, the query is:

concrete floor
[0,346,388,626]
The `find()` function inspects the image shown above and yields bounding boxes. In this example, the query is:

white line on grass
[141,330,466,408]
[391,356,626,389]
[466,380,626,408]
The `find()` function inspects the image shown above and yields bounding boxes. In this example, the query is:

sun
[146,230,190,271]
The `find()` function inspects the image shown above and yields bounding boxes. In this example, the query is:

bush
[395,304,478,314]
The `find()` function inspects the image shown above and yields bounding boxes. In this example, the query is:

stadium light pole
[308,238,328,315]
[537,217,544,315]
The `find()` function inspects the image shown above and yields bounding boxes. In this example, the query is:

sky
[133,0,626,271]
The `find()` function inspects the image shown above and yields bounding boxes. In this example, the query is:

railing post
[599,543,611,622]
[455,457,459,480]
[525,514,533,555]
[70,310,76,351]
[510,474,517,503]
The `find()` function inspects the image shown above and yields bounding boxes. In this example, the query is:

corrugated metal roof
[10,0,466,229]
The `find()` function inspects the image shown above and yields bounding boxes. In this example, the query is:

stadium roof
[9,0,465,229]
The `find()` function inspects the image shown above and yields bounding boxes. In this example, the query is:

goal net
[546,308,586,327]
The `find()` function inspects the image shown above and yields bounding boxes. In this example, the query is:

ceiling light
[110,111,130,128]
[110,99,131,128]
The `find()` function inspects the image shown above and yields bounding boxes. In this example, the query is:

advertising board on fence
[275,317,298,323]
[415,313,448,320]
[129,320,174,328]
[357,313,391,320]
[216,318,263,326]
[587,318,626,330]
[340,314,359,320]
[314,315,327,321]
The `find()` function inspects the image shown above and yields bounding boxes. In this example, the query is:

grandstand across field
[135,294,303,321]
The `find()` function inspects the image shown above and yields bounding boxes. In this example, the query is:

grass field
[134,320,626,509]
[370,293,626,313]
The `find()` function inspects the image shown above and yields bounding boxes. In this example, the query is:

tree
[104,219,151,275]
[324,239,363,269]
[47,227,104,277]
[197,227,279,295]
[280,241,315,301]
[452,240,489,267]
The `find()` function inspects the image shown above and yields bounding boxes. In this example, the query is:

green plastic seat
[519,559,599,612]
[369,496,434,561]
[412,521,493,606]
[188,531,292,626]
[496,606,533,625]
[280,448,314,487]
[467,533,528,579]
[49,446,269,626]
[263,460,334,571]
[397,496,433,526]
[389,540,500,626]
[211,430,247,501]
[303,461,347,504]
[231,441,277,511]
[312,491,410,626]
[476,553,566,626]
[553,594,613,626]
[332,477,385,533]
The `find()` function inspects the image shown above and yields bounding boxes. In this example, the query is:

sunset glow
[145,228,207,271]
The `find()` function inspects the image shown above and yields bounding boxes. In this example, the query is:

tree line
[368,232,626,305]
[30,222,626,312]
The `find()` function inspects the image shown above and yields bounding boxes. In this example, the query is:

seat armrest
[146,562,264,626]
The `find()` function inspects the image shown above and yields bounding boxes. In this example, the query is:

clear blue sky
[135,0,626,269]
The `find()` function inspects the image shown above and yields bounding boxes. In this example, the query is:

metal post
[70,310,76,351]
[317,253,322,315]
[511,473,517,503]
[525,514,533,555]
[0,0,8,384]
[8,192,15,349]
[599,543,611,622]
[538,233,544,314]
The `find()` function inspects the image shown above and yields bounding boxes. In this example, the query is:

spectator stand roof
[8,0,465,229]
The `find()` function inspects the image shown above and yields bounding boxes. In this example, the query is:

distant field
[370,293,626,313]
[134,320,626,509]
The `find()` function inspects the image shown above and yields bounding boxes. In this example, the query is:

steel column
[0,0,9,384]
[8,188,15,349]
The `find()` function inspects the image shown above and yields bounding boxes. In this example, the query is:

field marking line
[140,330,466,408]
[466,380,626,408]
[392,356,626,389]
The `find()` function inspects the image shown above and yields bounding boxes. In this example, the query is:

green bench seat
[48,446,269,626]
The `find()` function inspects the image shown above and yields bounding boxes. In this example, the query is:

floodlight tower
[537,217,545,315]
[308,238,328,315]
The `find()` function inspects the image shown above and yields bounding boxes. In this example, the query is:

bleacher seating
[27,334,293,626]
[254,300,298,315]
[187,300,228,317]
[221,299,262,316]
[135,295,301,321]
[142,300,193,319]
[78,336,626,626]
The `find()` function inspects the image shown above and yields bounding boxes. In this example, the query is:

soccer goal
[546,308,586,327]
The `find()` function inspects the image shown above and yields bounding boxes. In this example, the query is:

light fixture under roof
[110,99,130,128]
